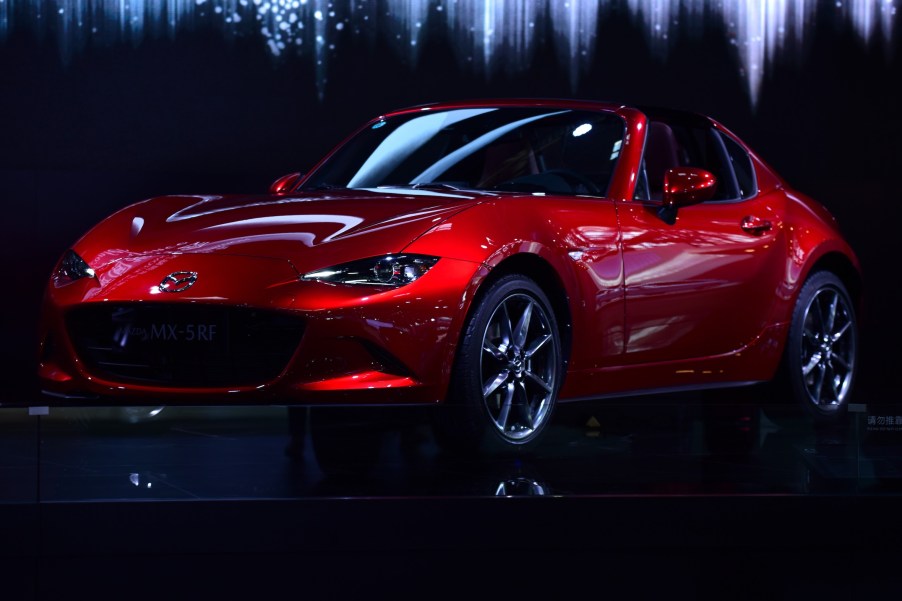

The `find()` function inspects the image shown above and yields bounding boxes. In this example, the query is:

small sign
[866,415,902,432]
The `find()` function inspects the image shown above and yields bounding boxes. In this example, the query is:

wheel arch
[473,253,574,370]
[802,251,863,317]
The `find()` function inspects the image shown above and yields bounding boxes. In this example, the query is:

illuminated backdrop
[0,0,897,103]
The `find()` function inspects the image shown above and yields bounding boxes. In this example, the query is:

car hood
[77,187,487,274]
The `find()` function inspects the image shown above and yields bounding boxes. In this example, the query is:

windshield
[302,107,625,197]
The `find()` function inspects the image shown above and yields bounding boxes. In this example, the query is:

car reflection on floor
[2,389,901,503]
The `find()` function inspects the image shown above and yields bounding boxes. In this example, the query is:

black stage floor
[3,390,902,598]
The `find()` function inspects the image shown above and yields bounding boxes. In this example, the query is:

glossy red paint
[663,167,718,207]
[269,172,303,195]
[38,99,860,418]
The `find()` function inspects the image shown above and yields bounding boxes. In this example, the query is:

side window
[634,158,650,201]
[636,122,683,201]
[718,132,758,199]
[670,124,739,201]
[638,120,741,201]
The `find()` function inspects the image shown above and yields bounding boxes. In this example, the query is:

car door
[618,121,787,365]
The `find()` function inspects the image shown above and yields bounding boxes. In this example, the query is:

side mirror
[658,168,717,224]
[269,172,303,195]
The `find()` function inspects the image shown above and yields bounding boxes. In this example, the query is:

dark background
[1,3,899,404]
[1,6,901,596]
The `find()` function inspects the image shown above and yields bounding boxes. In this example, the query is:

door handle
[741,215,772,235]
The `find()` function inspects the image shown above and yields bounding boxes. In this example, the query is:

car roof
[636,105,713,128]
[382,98,713,126]
[382,98,629,117]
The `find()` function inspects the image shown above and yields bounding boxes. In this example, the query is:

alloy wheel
[480,293,559,442]
[799,286,856,410]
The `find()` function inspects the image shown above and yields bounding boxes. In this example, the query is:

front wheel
[433,275,563,452]
[785,271,858,419]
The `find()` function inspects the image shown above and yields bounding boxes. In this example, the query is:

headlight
[303,254,440,287]
[53,249,96,287]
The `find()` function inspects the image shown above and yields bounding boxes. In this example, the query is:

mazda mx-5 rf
[39,99,861,450]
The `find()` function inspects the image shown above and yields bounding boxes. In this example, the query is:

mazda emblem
[159,271,198,293]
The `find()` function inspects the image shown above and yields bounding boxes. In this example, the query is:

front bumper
[38,252,484,406]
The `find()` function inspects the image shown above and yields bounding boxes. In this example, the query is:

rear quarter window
[719,132,758,200]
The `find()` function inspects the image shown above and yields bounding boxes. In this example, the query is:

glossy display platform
[3,391,902,597]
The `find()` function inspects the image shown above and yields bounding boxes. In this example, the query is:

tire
[785,271,858,420]
[433,274,563,453]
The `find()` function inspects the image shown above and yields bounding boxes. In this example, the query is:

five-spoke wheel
[787,271,857,417]
[480,292,558,442]
[433,274,563,451]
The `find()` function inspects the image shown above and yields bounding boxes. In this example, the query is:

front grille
[66,304,304,387]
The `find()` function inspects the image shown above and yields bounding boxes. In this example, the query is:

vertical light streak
[0,1,897,105]
[549,0,599,89]
[386,0,429,59]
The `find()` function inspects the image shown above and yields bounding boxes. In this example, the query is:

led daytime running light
[303,254,439,287]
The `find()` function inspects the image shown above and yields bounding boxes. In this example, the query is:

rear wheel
[433,275,563,453]
[786,271,858,419]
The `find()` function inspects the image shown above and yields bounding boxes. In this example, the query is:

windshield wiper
[411,182,464,192]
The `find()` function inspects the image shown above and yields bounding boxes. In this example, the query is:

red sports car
[39,99,860,450]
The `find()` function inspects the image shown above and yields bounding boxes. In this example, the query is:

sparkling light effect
[0,1,896,104]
